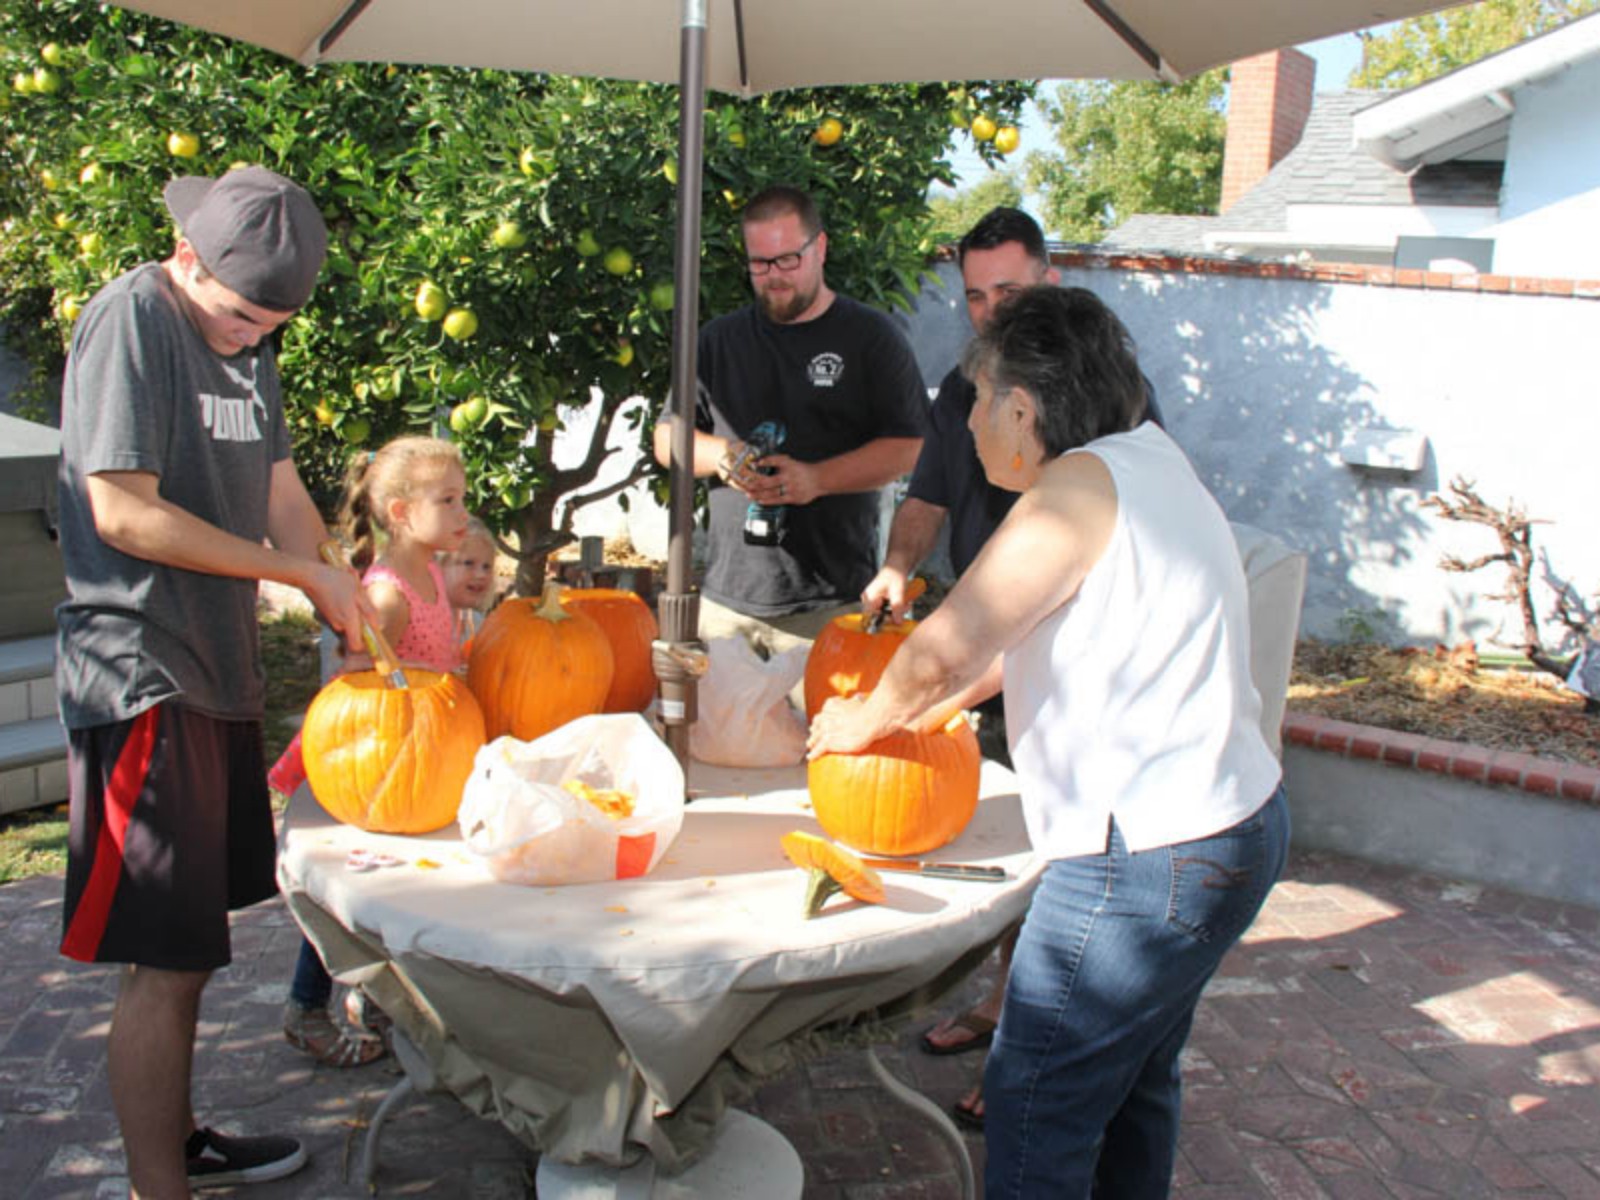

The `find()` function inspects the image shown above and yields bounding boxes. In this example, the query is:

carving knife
[859,858,1007,882]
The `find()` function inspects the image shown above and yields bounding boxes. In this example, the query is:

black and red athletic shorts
[60,702,277,970]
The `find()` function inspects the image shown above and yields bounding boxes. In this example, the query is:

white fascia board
[1352,13,1600,170]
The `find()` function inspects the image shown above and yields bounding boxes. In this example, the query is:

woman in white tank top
[808,286,1290,1199]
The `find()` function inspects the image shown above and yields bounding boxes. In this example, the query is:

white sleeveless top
[1003,422,1281,859]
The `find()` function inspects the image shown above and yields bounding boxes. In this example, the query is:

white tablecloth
[278,760,1040,1168]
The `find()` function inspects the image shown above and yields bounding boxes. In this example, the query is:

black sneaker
[185,1126,307,1188]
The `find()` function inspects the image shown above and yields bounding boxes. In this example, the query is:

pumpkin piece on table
[467,581,614,740]
[302,667,486,834]
[781,830,885,919]
[807,711,980,857]
[559,587,659,713]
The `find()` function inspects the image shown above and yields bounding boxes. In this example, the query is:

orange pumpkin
[781,830,885,918]
[467,582,614,740]
[560,587,659,712]
[803,612,918,718]
[808,714,981,856]
[302,668,486,834]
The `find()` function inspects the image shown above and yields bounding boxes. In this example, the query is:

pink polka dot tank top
[362,560,461,673]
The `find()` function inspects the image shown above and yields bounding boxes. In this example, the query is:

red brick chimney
[1219,48,1316,213]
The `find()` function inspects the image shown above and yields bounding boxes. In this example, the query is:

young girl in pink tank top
[338,435,471,674]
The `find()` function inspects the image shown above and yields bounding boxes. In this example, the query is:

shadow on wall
[895,261,1431,639]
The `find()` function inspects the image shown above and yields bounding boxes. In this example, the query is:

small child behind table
[442,517,497,663]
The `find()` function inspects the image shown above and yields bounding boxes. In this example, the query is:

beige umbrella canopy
[108,0,1462,771]
[110,0,1460,87]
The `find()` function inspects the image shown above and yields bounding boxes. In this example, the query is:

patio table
[277,757,1040,1189]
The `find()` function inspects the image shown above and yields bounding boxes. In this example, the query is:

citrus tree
[0,1,1032,592]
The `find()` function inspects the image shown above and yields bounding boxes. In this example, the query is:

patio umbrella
[110,0,1463,771]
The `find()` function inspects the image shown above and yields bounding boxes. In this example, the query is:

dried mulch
[1289,639,1598,769]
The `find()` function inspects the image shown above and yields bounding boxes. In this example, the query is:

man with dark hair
[653,184,926,657]
[863,207,1161,1125]
[55,167,367,1195]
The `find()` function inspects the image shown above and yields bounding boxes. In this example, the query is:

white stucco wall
[895,260,1600,650]
[1491,54,1600,277]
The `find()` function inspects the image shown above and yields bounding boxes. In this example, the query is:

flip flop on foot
[919,1009,997,1056]
[951,1086,984,1132]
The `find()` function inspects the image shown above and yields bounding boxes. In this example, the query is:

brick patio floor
[4,849,1599,1198]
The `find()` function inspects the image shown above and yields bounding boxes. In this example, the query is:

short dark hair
[960,286,1146,456]
[957,207,1047,267]
[742,186,821,237]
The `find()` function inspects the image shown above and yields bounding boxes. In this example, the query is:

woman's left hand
[806,694,886,759]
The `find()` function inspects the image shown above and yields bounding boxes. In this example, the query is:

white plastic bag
[457,713,684,886]
[689,636,808,767]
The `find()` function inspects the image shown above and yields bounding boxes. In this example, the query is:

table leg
[534,1109,801,1199]
[361,1028,440,1189]
[866,1048,975,1200]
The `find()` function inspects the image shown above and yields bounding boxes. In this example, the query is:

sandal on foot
[344,989,394,1039]
[920,1009,997,1056]
[283,1004,387,1068]
[951,1091,985,1132]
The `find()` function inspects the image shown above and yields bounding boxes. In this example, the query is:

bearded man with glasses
[654,185,926,661]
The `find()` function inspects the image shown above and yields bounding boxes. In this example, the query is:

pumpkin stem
[536,581,574,621]
[800,867,844,919]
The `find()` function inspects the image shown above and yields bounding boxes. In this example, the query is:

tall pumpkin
[302,668,486,834]
[803,612,918,719]
[467,582,614,740]
[560,587,659,713]
[808,714,981,856]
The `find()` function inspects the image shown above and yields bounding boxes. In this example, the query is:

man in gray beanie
[55,166,368,1195]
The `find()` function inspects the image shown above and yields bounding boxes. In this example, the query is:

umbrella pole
[655,0,710,785]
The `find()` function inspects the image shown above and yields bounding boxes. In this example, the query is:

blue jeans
[288,937,333,1011]
[984,785,1290,1200]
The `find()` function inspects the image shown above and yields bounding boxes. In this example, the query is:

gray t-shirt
[55,262,290,729]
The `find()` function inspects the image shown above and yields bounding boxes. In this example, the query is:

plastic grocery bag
[690,636,808,767]
[457,713,684,886]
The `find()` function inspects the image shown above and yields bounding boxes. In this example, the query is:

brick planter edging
[1283,711,1600,805]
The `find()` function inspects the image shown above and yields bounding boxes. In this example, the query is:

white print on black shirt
[808,352,844,388]
[198,392,268,442]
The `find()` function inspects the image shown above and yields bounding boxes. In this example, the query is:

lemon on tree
[813,118,843,147]
[649,280,675,312]
[612,338,634,367]
[167,131,201,158]
[602,247,633,277]
[575,229,601,257]
[60,296,84,322]
[662,159,679,185]
[442,308,479,341]
[12,72,34,95]
[969,115,998,143]
[491,220,527,249]
[341,417,371,445]
[79,231,103,258]
[32,67,61,95]
[40,43,65,67]
[313,401,337,426]
[993,125,1021,155]
[448,395,488,432]
[78,162,104,186]
[414,280,447,321]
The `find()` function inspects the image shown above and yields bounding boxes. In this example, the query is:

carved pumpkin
[803,581,926,719]
[560,587,659,713]
[781,830,885,918]
[807,714,981,856]
[302,668,486,834]
[803,612,919,719]
[467,582,614,740]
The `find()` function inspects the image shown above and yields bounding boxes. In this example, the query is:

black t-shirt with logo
[691,295,926,616]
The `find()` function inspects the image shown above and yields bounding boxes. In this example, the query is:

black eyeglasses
[747,231,819,276]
